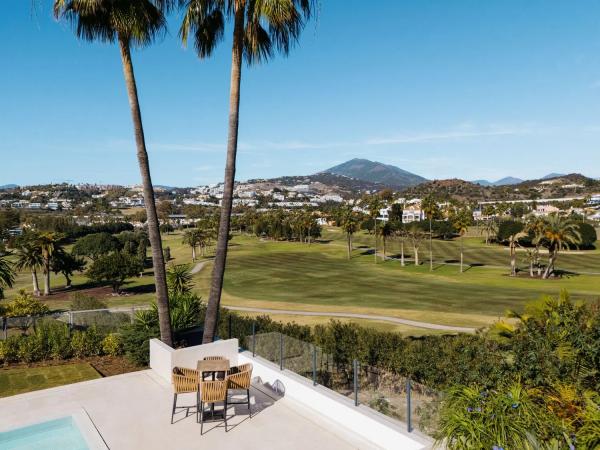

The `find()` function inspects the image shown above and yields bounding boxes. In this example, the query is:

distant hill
[0,184,18,190]
[473,177,523,186]
[541,173,566,180]
[321,158,427,189]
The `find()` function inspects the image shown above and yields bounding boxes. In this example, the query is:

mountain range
[320,158,427,188]
[0,184,18,190]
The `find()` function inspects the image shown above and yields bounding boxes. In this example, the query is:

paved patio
[0,370,377,449]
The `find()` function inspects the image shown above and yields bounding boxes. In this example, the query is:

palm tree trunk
[32,270,40,297]
[65,273,72,289]
[429,218,433,271]
[43,261,50,296]
[119,38,172,347]
[374,218,377,262]
[202,5,245,344]
[347,234,351,259]
[414,246,419,266]
[401,241,405,266]
[192,246,196,262]
[383,236,386,260]
[542,251,556,279]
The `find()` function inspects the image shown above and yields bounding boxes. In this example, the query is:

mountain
[493,176,523,186]
[0,184,17,190]
[541,173,565,180]
[321,158,427,189]
[472,177,523,186]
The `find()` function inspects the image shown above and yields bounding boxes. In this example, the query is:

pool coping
[0,408,108,450]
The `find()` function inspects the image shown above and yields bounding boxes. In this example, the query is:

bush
[102,333,123,356]
[69,293,107,311]
[17,334,44,363]
[497,219,525,242]
[5,290,49,318]
[577,222,597,249]
[0,336,20,364]
[71,327,103,358]
[121,323,159,366]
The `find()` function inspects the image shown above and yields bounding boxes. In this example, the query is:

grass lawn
[0,363,101,398]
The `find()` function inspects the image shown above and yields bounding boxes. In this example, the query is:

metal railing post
[353,359,359,406]
[407,378,412,432]
[228,315,232,340]
[252,321,256,357]
[279,333,284,370]
[312,345,317,386]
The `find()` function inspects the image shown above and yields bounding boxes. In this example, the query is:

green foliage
[71,327,103,358]
[137,292,204,333]
[69,293,107,311]
[436,383,545,450]
[72,232,121,260]
[166,264,193,296]
[86,251,143,293]
[497,219,525,242]
[576,222,597,249]
[0,336,20,364]
[0,254,15,300]
[121,323,159,366]
[4,290,49,317]
[102,333,124,356]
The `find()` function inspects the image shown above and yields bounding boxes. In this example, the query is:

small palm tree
[181,0,315,343]
[535,214,581,279]
[54,0,173,345]
[0,254,15,300]
[35,232,63,296]
[339,207,359,260]
[14,241,44,296]
[377,221,393,260]
[182,229,201,262]
[481,219,498,245]
[166,264,193,296]
[421,194,440,270]
[452,208,472,273]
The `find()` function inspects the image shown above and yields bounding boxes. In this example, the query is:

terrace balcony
[0,337,433,449]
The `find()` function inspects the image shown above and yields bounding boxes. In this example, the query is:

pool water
[0,416,89,450]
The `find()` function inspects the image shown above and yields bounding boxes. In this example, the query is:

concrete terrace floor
[0,370,377,450]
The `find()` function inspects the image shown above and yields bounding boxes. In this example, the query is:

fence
[1,306,151,340]
[235,324,442,435]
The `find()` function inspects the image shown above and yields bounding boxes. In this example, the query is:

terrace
[0,338,433,450]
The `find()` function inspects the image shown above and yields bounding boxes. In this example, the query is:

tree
[535,214,582,279]
[54,0,173,345]
[365,196,382,262]
[0,254,15,300]
[452,209,472,273]
[339,207,359,260]
[181,0,315,343]
[377,221,393,260]
[481,219,498,245]
[166,264,193,296]
[182,229,201,261]
[14,241,43,296]
[406,224,426,266]
[394,224,407,266]
[422,194,440,271]
[52,250,86,288]
[72,232,121,261]
[87,251,143,293]
[35,232,63,296]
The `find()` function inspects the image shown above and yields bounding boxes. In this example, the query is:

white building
[402,206,425,223]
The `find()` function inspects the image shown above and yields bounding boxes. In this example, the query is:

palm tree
[181,0,315,343]
[481,218,498,245]
[182,229,201,262]
[421,194,439,271]
[377,221,393,260]
[525,215,545,276]
[366,196,382,262]
[394,224,407,267]
[54,0,173,346]
[0,254,15,300]
[339,207,359,260]
[535,214,581,279]
[166,264,193,296]
[452,209,472,273]
[35,232,63,296]
[14,242,43,296]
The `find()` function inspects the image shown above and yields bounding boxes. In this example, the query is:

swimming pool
[0,416,89,450]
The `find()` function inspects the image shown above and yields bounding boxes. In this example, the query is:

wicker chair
[171,367,201,424]
[226,363,253,414]
[199,380,228,434]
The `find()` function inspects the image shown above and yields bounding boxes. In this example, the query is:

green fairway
[0,363,101,397]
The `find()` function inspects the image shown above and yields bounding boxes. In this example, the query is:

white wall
[238,352,431,450]
[149,339,239,382]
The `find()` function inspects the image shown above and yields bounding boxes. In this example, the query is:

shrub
[71,327,103,358]
[17,334,44,363]
[69,294,107,311]
[497,219,525,242]
[102,333,123,356]
[5,290,49,318]
[0,336,20,364]
[576,222,597,249]
[121,323,159,366]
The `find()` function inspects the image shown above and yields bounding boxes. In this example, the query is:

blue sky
[2,1,600,187]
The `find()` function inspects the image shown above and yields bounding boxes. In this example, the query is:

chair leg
[171,393,177,424]
[247,389,251,417]
[200,401,204,435]
[224,398,228,432]
[196,391,200,424]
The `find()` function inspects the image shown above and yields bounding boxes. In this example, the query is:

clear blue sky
[2,1,600,187]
